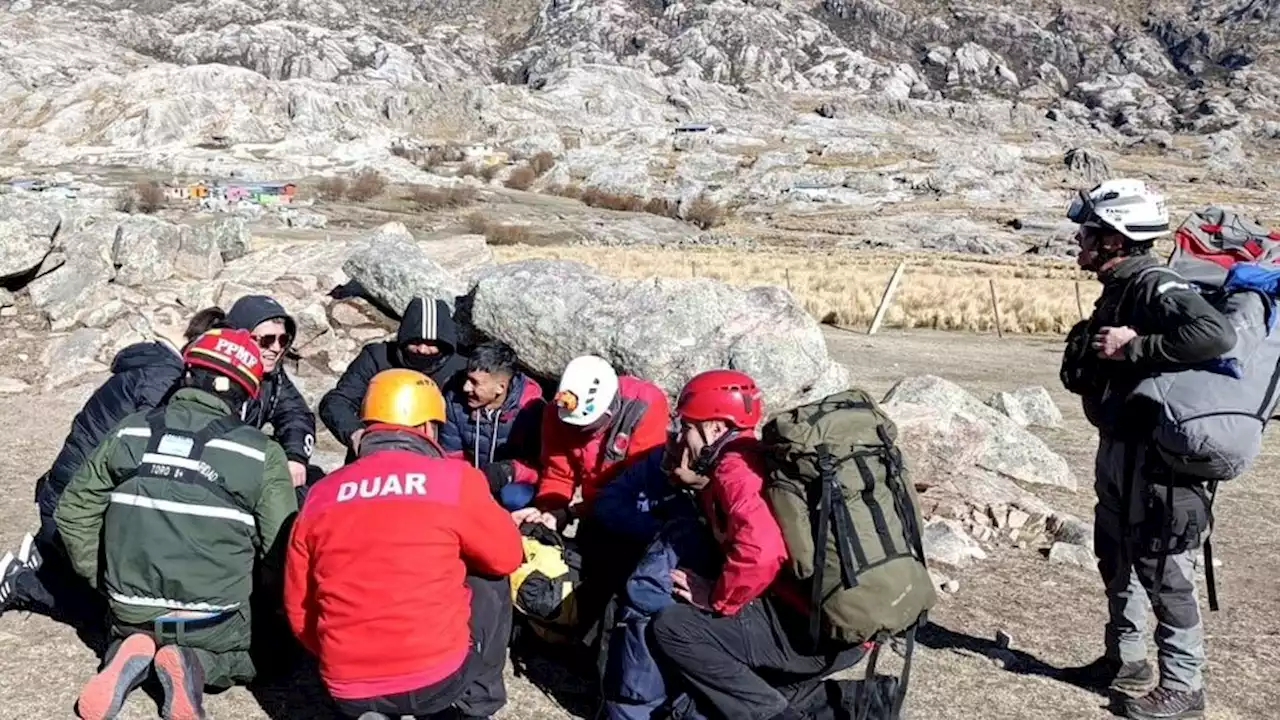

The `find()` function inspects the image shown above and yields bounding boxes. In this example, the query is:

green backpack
[762,389,936,717]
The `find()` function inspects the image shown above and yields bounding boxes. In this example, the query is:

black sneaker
[0,551,21,612]
[1124,686,1206,719]
[1061,656,1156,695]
[17,533,42,572]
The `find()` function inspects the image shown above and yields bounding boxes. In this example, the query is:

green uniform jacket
[55,388,298,626]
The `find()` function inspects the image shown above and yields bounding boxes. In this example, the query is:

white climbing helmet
[1066,178,1171,243]
[554,354,620,427]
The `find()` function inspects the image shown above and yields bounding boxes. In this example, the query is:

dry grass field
[494,245,1102,334]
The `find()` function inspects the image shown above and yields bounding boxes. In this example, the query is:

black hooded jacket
[36,340,186,520]
[319,297,467,456]
[226,295,318,465]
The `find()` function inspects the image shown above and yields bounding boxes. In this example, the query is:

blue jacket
[438,371,544,481]
[604,516,719,720]
[593,447,700,542]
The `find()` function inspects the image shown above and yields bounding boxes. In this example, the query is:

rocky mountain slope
[2,0,1278,252]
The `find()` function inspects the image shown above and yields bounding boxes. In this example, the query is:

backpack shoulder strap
[1116,265,1186,323]
[128,411,259,517]
[599,397,651,465]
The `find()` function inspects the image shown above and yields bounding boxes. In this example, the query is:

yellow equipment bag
[510,524,583,644]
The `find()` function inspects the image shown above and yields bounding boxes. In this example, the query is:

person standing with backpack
[649,369,853,720]
[1059,179,1237,720]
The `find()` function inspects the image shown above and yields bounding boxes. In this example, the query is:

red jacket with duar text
[283,425,524,701]
[534,376,671,513]
[697,437,789,617]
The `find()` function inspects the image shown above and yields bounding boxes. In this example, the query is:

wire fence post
[868,261,907,335]
[989,278,1004,339]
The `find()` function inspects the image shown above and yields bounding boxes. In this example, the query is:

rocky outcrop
[986,386,1064,429]
[465,258,850,414]
[883,375,1077,492]
[0,197,59,281]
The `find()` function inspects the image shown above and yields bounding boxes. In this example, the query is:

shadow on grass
[918,622,1131,717]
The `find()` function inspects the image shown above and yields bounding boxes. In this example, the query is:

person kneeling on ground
[1059,179,1235,720]
[226,295,318,490]
[514,354,669,527]
[1,307,228,625]
[438,339,545,507]
[318,296,468,463]
[650,370,865,720]
[512,354,671,634]
[55,328,299,720]
[285,368,524,720]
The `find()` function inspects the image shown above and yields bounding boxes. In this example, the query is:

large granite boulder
[464,259,850,413]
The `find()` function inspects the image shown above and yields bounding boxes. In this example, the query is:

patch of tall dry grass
[493,245,1101,335]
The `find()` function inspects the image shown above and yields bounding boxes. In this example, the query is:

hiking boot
[1124,686,1206,719]
[1061,656,1156,695]
[154,645,207,720]
[75,633,156,720]
[17,533,42,571]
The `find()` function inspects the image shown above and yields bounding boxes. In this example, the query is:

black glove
[484,461,517,495]
[1061,319,1107,397]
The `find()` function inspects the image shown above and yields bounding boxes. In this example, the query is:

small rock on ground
[924,518,988,567]
[0,376,28,393]
[1049,542,1098,568]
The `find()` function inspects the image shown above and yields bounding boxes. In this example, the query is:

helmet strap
[691,427,740,476]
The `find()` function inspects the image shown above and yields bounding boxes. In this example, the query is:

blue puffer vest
[439,372,539,473]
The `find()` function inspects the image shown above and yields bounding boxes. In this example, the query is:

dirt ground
[0,327,1276,719]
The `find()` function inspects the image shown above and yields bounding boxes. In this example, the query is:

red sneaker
[154,645,208,720]
[76,633,156,720]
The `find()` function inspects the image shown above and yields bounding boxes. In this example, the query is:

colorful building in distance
[165,181,297,205]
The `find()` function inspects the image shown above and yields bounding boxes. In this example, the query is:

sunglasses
[251,333,292,350]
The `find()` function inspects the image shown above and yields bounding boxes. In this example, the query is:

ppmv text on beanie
[183,328,266,398]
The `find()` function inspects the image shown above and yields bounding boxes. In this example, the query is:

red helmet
[676,369,763,430]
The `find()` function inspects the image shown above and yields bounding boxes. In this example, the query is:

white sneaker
[16,533,41,571]
[0,552,16,609]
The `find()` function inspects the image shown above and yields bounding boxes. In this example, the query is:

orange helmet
[361,369,446,427]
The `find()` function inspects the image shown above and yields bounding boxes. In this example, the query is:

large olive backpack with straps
[761,389,936,647]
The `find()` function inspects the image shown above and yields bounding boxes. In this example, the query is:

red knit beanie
[182,328,265,398]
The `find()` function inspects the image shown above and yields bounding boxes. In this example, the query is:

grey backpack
[1128,207,1280,482]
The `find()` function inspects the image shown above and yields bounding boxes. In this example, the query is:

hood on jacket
[227,295,298,340]
[358,423,446,459]
[498,372,541,416]
[395,297,458,374]
[110,340,185,375]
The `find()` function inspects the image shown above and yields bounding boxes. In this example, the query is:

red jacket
[283,426,524,701]
[534,376,670,513]
[698,438,789,616]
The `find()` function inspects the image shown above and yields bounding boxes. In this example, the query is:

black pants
[575,517,649,636]
[334,575,513,719]
[25,514,108,645]
[651,598,866,720]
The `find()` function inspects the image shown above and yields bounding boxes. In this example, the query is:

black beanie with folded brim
[227,295,297,339]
